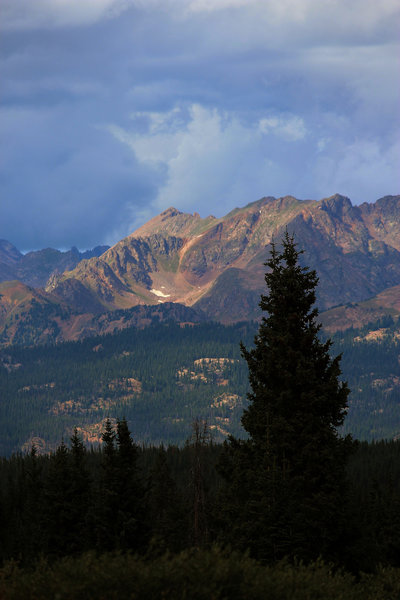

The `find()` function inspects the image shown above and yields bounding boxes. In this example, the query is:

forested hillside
[333,316,400,440]
[0,317,399,455]
[0,322,253,455]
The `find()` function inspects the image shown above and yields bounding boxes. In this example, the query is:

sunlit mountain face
[0,194,399,345]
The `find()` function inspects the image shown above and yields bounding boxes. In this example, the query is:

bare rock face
[50,279,106,314]
[1,193,400,344]
[359,195,400,252]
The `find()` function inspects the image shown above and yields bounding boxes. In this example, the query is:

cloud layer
[0,0,399,249]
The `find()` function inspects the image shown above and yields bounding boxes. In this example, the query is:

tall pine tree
[96,417,147,552]
[219,233,353,562]
[96,418,118,551]
[69,428,92,553]
[147,446,185,553]
[115,417,147,551]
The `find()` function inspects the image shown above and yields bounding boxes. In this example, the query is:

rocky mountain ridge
[0,241,109,288]
[0,193,399,345]
[53,193,400,316]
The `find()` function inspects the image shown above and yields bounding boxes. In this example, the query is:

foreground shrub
[0,547,399,599]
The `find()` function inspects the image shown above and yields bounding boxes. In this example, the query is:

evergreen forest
[2,430,400,598]
[0,316,399,456]
[1,236,400,598]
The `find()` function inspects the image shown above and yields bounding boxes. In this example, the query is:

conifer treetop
[241,231,349,447]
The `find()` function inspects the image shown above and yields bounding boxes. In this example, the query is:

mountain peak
[0,240,23,265]
[160,207,183,219]
[320,194,352,215]
[130,206,207,239]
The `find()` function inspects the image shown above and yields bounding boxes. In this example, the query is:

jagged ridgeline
[0,317,400,456]
[1,194,400,346]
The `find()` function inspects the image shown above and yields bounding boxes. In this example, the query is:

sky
[1,0,399,251]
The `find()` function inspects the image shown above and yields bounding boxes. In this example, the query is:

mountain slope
[0,279,205,346]
[51,194,400,322]
[321,283,400,333]
[0,193,399,345]
[0,280,71,346]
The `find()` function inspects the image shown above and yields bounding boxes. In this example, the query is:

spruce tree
[22,445,44,562]
[97,418,147,552]
[69,428,92,553]
[189,418,211,548]
[147,446,185,553]
[219,233,353,562]
[96,418,118,551]
[115,417,146,551]
[42,440,74,557]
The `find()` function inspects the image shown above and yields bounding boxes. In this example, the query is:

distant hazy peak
[0,240,23,264]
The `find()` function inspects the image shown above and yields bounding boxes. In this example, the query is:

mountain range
[1,193,400,345]
[0,241,109,288]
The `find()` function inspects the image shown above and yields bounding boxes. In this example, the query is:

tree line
[2,424,400,574]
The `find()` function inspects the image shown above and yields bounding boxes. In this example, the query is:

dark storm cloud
[0,0,399,250]
[0,104,161,250]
